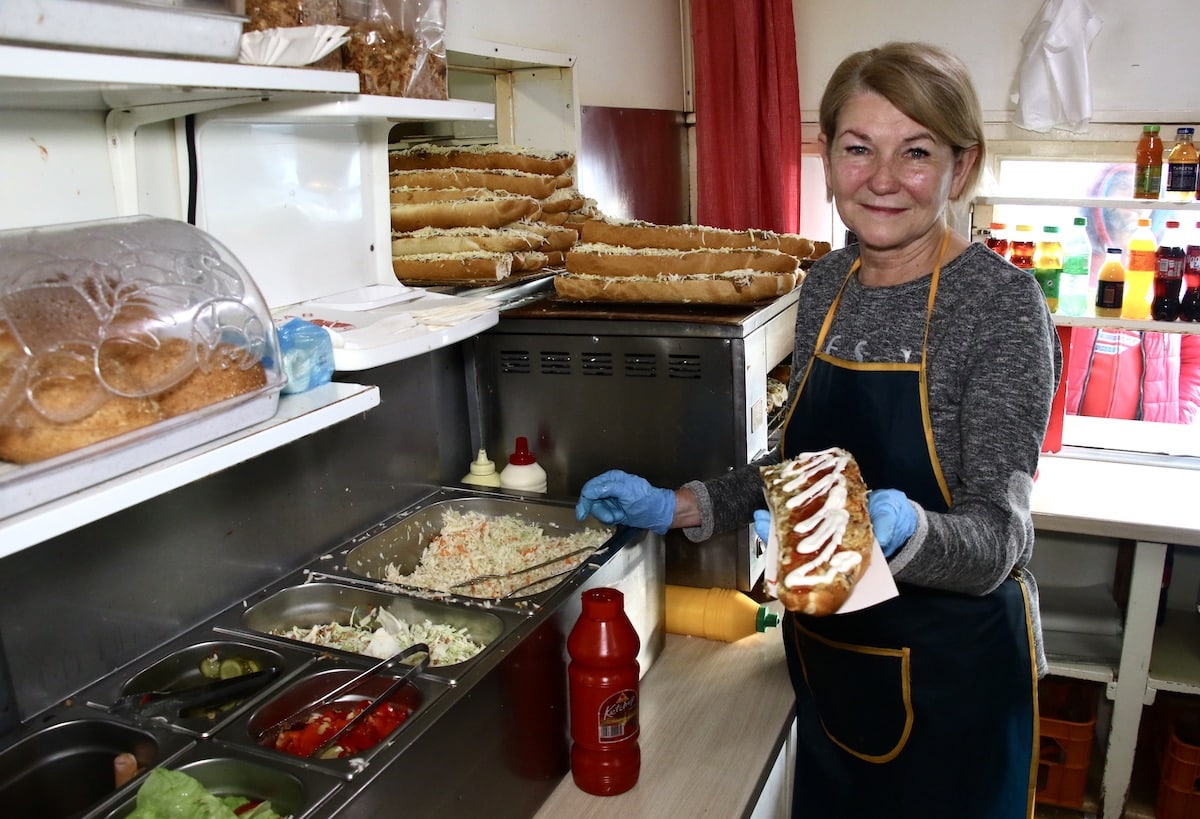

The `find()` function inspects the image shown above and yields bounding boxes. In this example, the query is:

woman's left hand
[867,489,917,557]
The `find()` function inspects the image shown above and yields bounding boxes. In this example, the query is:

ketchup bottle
[568,588,640,795]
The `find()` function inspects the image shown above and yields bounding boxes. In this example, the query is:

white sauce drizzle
[766,447,863,589]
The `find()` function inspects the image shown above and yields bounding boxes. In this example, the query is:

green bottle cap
[756,606,781,632]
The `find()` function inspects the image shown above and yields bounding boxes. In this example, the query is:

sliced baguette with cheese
[566,243,799,278]
[390,168,561,199]
[392,251,515,282]
[389,143,576,176]
[391,225,545,255]
[389,187,542,231]
[580,217,816,259]
[553,269,799,305]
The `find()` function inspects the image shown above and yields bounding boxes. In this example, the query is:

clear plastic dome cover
[0,215,283,465]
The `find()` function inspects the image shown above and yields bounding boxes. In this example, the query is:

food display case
[1,487,663,818]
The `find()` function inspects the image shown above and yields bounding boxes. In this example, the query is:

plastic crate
[1035,677,1098,809]
[1156,718,1200,819]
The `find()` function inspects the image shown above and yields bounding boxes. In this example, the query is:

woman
[575,42,1062,818]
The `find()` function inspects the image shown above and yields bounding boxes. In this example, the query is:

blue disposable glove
[753,509,772,545]
[867,489,917,557]
[575,470,676,534]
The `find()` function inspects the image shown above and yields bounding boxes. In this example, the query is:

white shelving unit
[983,187,1200,817]
[0,37,573,561]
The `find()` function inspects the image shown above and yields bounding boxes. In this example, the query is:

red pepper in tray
[270,700,412,758]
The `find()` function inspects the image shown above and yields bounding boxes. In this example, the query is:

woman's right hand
[575,470,676,534]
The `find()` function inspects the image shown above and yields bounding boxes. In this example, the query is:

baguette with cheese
[565,243,799,278]
[389,143,576,176]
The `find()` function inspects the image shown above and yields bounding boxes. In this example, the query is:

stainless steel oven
[466,288,799,591]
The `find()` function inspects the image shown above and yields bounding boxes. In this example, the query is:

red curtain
[691,0,802,233]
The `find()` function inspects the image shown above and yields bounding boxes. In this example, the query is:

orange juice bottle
[1122,218,1157,319]
[1095,248,1125,318]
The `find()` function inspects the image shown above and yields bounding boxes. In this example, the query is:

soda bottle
[986,222,1009,259]
[1181,221,1200,321]
[1033,225,1063,312]
[568,587,640,795]
[1152,220,1185,321]
[1122,218,1156,320]
[1095,248,1125,318]
[1059,216,1093,317]
[1009,224,1036,271]
[1165,127,1199,202]
[1134,124,1163,200]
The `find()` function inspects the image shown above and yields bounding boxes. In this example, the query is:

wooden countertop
[534,610,794,818]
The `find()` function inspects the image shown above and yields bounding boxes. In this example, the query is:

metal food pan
[0,714,191,819]
[336,492,618,602]
[235,581,513,683]
[79,635,317,740]
[213,660,446,781]
[102,745,342,819]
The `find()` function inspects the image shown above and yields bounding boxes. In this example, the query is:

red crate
[1157,720,1200,819]
[1035,677,1098,810]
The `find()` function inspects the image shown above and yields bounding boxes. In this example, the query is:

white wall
[793,0,1200,125]
[446,0,687,111]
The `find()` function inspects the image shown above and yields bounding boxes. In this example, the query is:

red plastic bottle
[1182,221,1200,321]
[1153,220,1185,321]
[568,587,640,795]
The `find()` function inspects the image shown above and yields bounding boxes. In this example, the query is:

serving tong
[106,666,281,720]
[255,641,430,758]
[448,545,595,593]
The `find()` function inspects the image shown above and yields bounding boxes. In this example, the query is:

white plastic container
[461,448,501,488]
[499,436,547,494]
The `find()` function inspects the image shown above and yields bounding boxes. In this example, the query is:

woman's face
[821,91,977,253]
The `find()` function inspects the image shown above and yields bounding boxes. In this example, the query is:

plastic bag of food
[340,0,448,99]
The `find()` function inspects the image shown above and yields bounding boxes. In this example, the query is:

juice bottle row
[983,218,1200,321]
[1135,125,1200,202]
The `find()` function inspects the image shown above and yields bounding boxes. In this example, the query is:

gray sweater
[683,241,1062,674]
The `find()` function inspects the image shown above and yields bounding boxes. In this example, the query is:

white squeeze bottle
[461,448,501,487]
[499,436,548,493]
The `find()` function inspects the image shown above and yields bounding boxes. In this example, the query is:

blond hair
[819,42,985,198]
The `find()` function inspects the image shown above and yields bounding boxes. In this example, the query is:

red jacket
[1066,328,1200,423]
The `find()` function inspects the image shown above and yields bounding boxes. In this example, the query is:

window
[989,159,1200,462]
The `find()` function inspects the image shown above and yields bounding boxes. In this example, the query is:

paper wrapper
[239,25,349,67]
[764,520,899,615]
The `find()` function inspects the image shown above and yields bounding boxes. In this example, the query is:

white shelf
[220,93,495,123]
[446,36,576,71]
[977,195,1200,212]
[0,43,359,110]
[1052,313,1200,334]
[0,382,380,558]
[1150,615,1200,696]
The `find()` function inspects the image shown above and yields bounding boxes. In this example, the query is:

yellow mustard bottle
[664,585,780,642]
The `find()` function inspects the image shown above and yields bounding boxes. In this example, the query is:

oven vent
[579,351,614,376]
[539,350,573,375]
[623,352,658,378]
[498,349,532,374]
[668,353,703,379]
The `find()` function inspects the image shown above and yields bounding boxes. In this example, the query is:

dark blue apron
[779,238,1039,819]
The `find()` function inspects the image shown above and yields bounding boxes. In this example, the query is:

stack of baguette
[554,217,830,305]
[388,144,592,284]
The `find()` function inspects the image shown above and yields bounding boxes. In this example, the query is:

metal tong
[108,666,281,720]
[255,642,430,754]
[449,545,595,591]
